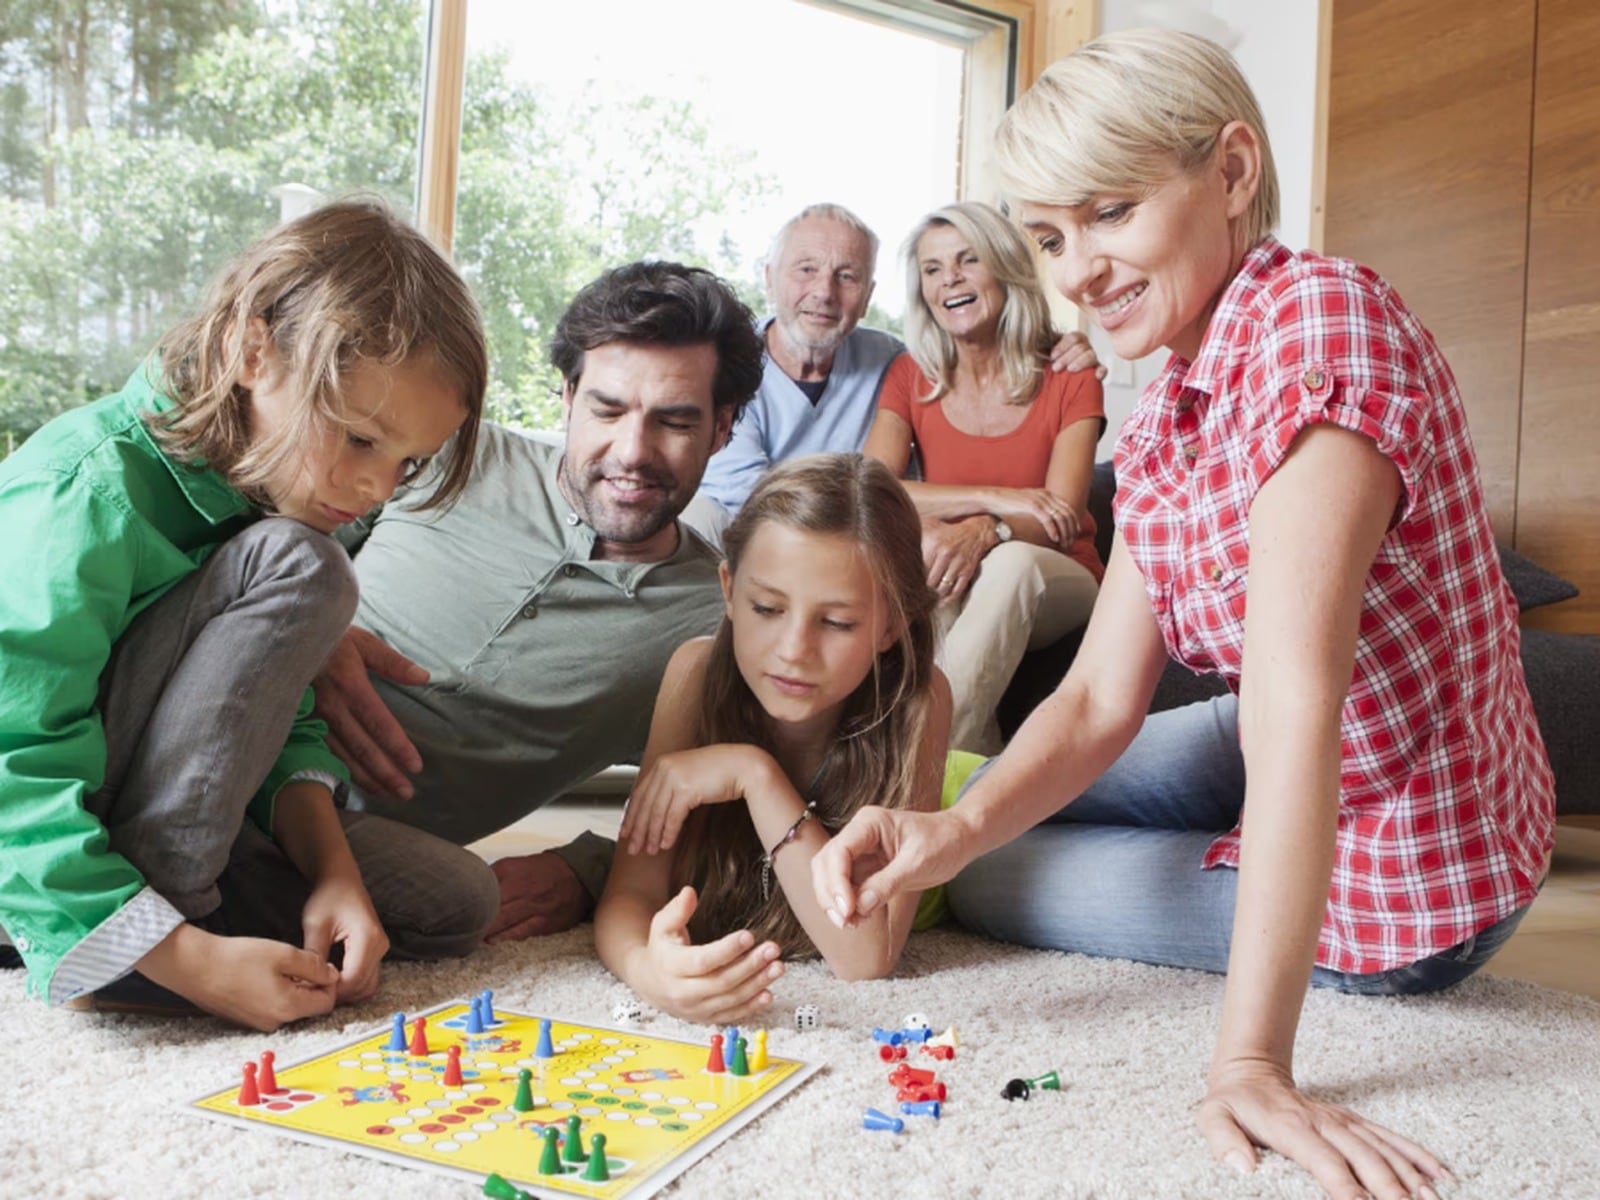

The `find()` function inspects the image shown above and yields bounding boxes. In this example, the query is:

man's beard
[559,456,681,545]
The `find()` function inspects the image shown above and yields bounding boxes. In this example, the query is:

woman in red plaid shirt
[812,28,1556,1199]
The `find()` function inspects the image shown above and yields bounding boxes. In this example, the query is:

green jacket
[0,368,345,1000]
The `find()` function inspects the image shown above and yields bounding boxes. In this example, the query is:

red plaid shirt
[1113,239,1555,974]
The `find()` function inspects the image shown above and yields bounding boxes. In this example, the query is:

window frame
[413,0,1097,251]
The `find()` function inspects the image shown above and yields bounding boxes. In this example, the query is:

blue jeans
[945,694,1531,996]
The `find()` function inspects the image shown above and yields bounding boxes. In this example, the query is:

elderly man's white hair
[765,203,881,279]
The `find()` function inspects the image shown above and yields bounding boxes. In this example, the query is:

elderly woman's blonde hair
[994,28,1279,252]
[901,201,1056,406]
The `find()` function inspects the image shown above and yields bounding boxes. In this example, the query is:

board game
[190,998,820,1199]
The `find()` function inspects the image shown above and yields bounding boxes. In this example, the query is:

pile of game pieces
[860,1012,958,1133]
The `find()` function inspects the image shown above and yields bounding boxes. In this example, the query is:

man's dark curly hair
[550,261,764,419]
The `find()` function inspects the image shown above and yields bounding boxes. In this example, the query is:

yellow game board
[190,1001,819,1199]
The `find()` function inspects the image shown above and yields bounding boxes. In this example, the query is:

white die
[902,1012,931,1032]
[611,999,643,1024]
[794,1003,820,1032]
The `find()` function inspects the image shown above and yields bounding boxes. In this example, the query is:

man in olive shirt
[313,262,764,940]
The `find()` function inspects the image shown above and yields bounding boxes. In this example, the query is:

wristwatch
[992,517,1013,543]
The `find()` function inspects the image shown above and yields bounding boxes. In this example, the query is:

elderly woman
[815,29,1554,1198]
[863,201,1105,754]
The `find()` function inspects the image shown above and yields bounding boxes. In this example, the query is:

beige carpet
[4,927,1597,1199]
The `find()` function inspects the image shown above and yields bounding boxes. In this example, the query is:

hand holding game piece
[485,851,592,942]
[299,866,387,1002]
[139,927,337,1031]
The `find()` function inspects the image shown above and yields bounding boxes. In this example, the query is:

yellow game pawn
[749,1029,768,1073]
[929,1025,960,1049]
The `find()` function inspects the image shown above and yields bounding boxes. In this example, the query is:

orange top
[878,352,1106,580]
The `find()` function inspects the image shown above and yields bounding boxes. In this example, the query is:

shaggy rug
[2,927,1596,1199]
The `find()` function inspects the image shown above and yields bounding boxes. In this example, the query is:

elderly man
[685,202,1098,542]
[312,261,765,941]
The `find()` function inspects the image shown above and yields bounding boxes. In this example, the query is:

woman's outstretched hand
[1200,1057,1450,1200]
[810,806,970,928]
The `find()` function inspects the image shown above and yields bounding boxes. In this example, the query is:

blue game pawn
[862,1107,904,1133]
[386,1011,407,1052]
[465,995,484,1035]
[724,1026,740,1059]
[479,988,497,1025]
[535,1018,555,1059]
[900,1099,941,1119]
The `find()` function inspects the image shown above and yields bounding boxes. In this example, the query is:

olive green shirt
[343,427,725,872]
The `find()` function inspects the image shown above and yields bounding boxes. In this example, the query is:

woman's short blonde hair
[901,201,1055,406]
[994,28,1279,250]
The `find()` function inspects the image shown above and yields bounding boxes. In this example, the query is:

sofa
[999,462,1600,817]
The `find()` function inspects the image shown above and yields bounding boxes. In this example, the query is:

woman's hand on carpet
[812,807,968,928]
[636,886,784,1024]
[1199,1057,1451,1200]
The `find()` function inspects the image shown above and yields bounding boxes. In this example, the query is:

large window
[0,1,1030,452]
[0,0,430,453]
[453,0,969,427]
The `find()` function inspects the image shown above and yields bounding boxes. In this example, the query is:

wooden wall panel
[1517,0,1600,634]
[1323,0,1537,537]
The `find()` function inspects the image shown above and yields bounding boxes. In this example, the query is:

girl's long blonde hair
[673,454,938,957]
[151,197,486,510]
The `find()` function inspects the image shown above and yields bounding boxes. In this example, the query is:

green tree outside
[0,0,777,456]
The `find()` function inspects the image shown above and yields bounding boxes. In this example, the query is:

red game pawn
[258,1050,284,1095]
[878,1044,907,1062]
[705,1032,725,1074]
[442,1044,463,1087]
[409,1016,429,1057]
[237,1061,261,1107]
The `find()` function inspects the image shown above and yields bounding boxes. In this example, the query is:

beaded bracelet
[759,801,817,900]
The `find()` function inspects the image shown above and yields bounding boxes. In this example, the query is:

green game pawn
[562,1113,588,1163]
[512,1067,535,1113]
[1029,1070,1062,1092]
[538,1126,563,1176]
[728,1034,749,1076]
[482,1173,532,1200]
[581,1133,610,1182]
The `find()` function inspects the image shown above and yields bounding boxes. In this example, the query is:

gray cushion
[1498,545,1580,612]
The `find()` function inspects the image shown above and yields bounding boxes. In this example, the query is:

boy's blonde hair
[901,201,1056,406]
[674,453,938,959]
[153,198,487,510]
[994,28,1279,252]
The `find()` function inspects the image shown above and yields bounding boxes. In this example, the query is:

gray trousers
[84,518,497,963]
